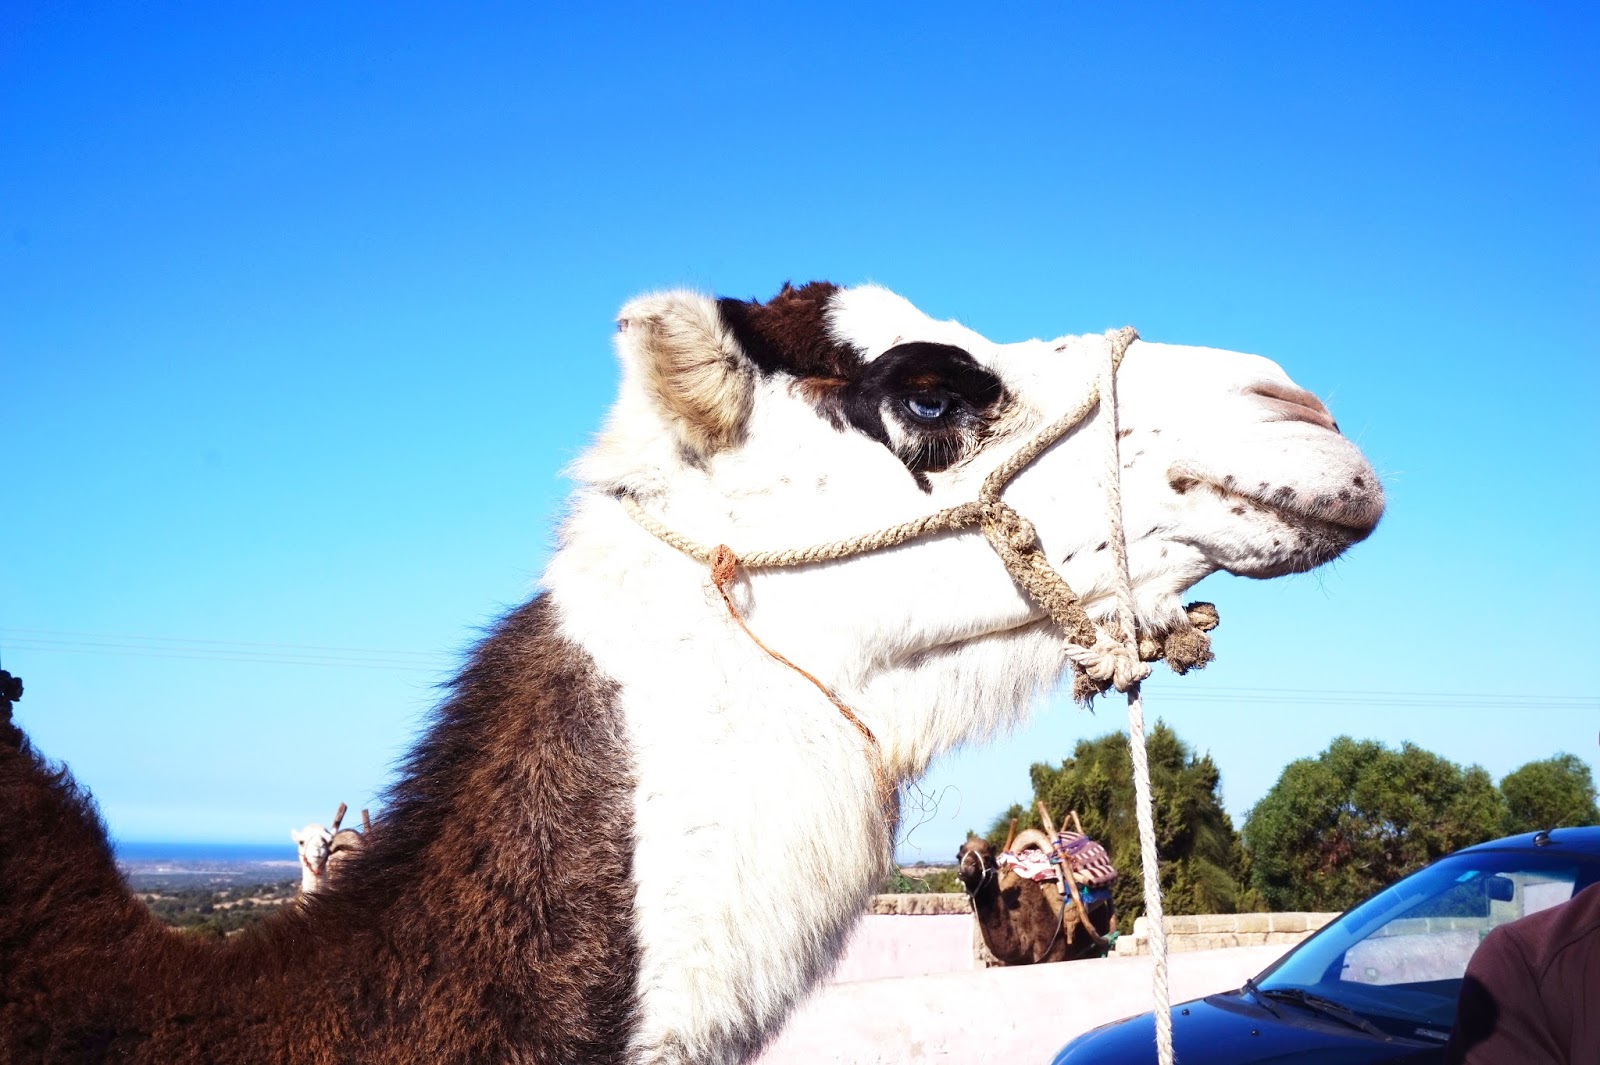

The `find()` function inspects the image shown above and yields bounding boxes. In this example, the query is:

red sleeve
[1446,923,1564,1065]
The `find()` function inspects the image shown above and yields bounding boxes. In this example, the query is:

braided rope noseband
[618,326,1215,706]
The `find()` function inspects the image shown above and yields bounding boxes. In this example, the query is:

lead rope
[1094,345,1174,1065]
[621,327,1177,1063]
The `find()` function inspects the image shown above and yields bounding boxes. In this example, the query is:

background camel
[291,804,369,898]
[0,281,1381,1063]
[957,834,1114,965]
[289,821,333,896]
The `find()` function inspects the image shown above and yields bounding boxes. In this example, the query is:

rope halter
[617,326,1217,705]
[620,324,1186,1064]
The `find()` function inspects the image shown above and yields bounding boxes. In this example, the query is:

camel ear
[290,829,303,844]
[615,290,754,457]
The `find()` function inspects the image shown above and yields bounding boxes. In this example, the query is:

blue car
[1052,827,1600,1064]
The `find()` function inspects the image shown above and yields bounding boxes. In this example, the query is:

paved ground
[757,943,1291,1064]
[830,914,979,983]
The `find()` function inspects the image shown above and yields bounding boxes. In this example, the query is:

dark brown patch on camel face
[717,281,860,380]
[719,284,1007,484]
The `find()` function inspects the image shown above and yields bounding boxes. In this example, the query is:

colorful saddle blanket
[1058,832,1118,887]
[997,832,1119,888]
[996,849,1056,881]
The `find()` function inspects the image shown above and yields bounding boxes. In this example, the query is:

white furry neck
[541,488,1074,1064]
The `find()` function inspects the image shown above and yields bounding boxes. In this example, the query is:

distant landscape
[114,841,962,936]
[125,726,1600,939]
[117,840,299,888]
[116,841,301,936]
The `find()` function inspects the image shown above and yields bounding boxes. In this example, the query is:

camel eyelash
[897,431,971,474]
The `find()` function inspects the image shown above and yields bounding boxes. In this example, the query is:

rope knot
[709,544,740,589]
[1065,634,1153,694]
[979,501,1038,553]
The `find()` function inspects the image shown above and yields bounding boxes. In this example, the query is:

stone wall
[1114,911,1339,955]
[860,895,1337,967]
[866,893,970,916]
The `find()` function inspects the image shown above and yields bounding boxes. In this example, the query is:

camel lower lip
[1253,495,1376,539]
[1187,475,1381,542]
[1169,476,1381,579]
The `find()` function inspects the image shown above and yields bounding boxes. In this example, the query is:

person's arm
[1447,923,1563,1065]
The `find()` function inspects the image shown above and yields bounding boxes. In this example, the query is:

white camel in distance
[0,280,1382,1065]
[291,805,368,897]
[289,822,332,896]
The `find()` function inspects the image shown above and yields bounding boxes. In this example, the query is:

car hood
[1050,990,1445,1065]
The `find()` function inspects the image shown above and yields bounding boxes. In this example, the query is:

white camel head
[556,281,1382,781]
[290,822,332,894]
[542,281,1385,1063]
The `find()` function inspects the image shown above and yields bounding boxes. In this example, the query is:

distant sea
[114,840,293,863]
[114,840,299,890]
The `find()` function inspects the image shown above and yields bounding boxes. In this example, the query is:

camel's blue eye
[904,394,950,422]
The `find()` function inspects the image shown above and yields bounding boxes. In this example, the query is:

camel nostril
[1244,382,1338,433]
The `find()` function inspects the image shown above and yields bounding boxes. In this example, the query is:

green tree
[1243,737,1505,912]
[881,867,963,894]
[987,721,1256,933]
[1500,754,1600,835]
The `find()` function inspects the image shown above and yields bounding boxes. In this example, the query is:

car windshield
[1253,845,1600,1034]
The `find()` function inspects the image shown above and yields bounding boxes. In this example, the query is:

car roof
[1452,825,1600,856]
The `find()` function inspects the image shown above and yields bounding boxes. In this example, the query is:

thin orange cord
[709,545,894,814]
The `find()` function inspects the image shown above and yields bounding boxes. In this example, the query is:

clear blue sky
[3,4,1596,858]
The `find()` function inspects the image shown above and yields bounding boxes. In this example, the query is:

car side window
[1340,869,1577,988]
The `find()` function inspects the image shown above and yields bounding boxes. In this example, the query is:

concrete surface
[831,914,979,983]
[756,943,1292,1065]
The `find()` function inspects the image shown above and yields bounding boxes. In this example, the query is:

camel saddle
[1056,831,1118,889]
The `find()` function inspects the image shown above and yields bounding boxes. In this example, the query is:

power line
[0,626,441,658]
[0,627,449,674]
[1150,692,1596,712]
[4,626,1596,710]
[1,640,443,674]
[1169,684,1594,703]
[1148,686,1596,710]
